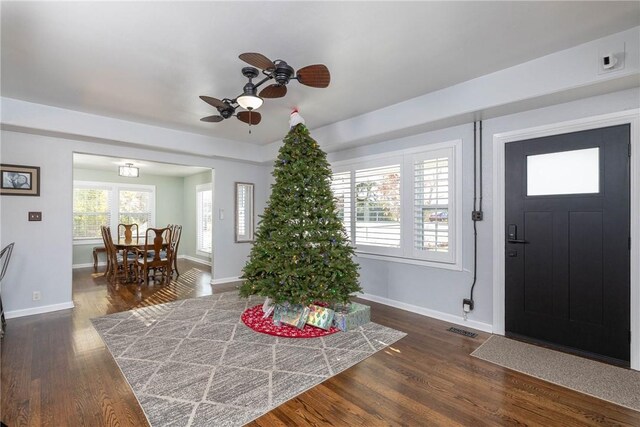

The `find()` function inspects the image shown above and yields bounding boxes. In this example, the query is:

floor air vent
[447,327,477,338]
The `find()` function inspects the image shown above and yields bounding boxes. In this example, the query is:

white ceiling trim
[0,97,268,163]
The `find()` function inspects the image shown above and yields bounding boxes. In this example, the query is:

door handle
[507,224,527,243]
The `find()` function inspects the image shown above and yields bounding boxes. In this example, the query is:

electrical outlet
[28,211,42,221]
[463,298,474,313]
[32,291,41,301]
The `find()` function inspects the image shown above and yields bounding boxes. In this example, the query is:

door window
[526,147,599,196]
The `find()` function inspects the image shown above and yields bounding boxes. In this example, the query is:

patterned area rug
[91,290,406,427]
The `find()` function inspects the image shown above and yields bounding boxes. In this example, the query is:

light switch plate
[28,211,42,221]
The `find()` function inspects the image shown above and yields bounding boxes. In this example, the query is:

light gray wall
[72,167,186,265]
[323,87,640,329]
[182,171,213,263]
[0,131,270,315]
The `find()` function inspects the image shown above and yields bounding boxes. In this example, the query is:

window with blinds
[73,187,111,239]
[197,184,213,254]
[237,185,247,236]
[119,189,152,235]
[414,153,451,256]
[73,181,156,242]
[354,165,401,248]
[331,141,460,268]
[235,183,254,242]
[330,171,352,240]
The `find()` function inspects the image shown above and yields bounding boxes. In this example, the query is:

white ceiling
[2,2,639,146]
[73,153,211,178]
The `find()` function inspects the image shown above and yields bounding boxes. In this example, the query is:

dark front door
[505,125,630,364]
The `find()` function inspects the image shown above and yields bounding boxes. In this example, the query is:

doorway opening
[71,153,214,296]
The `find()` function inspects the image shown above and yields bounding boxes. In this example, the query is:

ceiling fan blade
[200,115,224,122]
[199,96,227,109]
[259,84,287,98]
[296,64,330,88]
[237,111,262,125]
[239,52,275,71]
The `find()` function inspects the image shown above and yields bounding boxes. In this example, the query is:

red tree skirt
[241,304,340,338]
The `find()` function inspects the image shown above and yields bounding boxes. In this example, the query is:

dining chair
[168,224,182,277]
[132,227,173,286]
[101,225,131,285]
[117,223,139,244]
[0,242,16,338]
[101,226,119,284]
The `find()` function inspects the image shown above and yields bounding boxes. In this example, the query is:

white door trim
[492,109,640,371]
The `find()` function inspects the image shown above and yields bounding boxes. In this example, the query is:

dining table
[114,239,168,283]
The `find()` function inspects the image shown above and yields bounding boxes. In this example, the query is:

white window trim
[73,180,156,245]
[331,139,462,270]
[196,182,213,255]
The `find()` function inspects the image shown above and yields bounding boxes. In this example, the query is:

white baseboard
[179,255,212,267]
[73,261,106,269]
[5,301,75,319]
[211,276,242,285]
[357,293,493,333]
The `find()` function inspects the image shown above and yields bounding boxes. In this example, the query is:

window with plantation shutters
[355,165,401,250]
[73,181,156,243]
[413,148,454,263]
[330,171,352,240]
[197,183,213,254]
[73,186,111,239]
[331,140,461,269]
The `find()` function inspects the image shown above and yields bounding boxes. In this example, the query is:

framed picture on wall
[0,164,40,196]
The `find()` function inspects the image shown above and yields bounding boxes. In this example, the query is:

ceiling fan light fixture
[237,94,263,110]
[119,163,139,178]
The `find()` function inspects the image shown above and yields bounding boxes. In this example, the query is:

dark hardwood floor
[2,260,639,426]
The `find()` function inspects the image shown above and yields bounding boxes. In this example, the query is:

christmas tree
[239,119,361,305]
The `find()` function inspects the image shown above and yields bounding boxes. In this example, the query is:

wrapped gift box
[273,304,310,329]
[262,297,274,319]
[332,302,370,331]
[306,304,335,330]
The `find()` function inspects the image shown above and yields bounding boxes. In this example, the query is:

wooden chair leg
[173,256,180,277]
[93,249,98,272]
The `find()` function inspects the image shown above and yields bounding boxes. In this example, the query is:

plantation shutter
[73,187,112,239]
[354,164,401,249]
[330,171,352,240]
[413,149,452,260]
[197,185,213,253]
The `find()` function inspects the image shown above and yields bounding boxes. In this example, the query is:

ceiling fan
[199,52,330,126]
[238,52,331,99]
[199,95,261,126]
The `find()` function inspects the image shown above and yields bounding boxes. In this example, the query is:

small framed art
[1,164,40,196]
